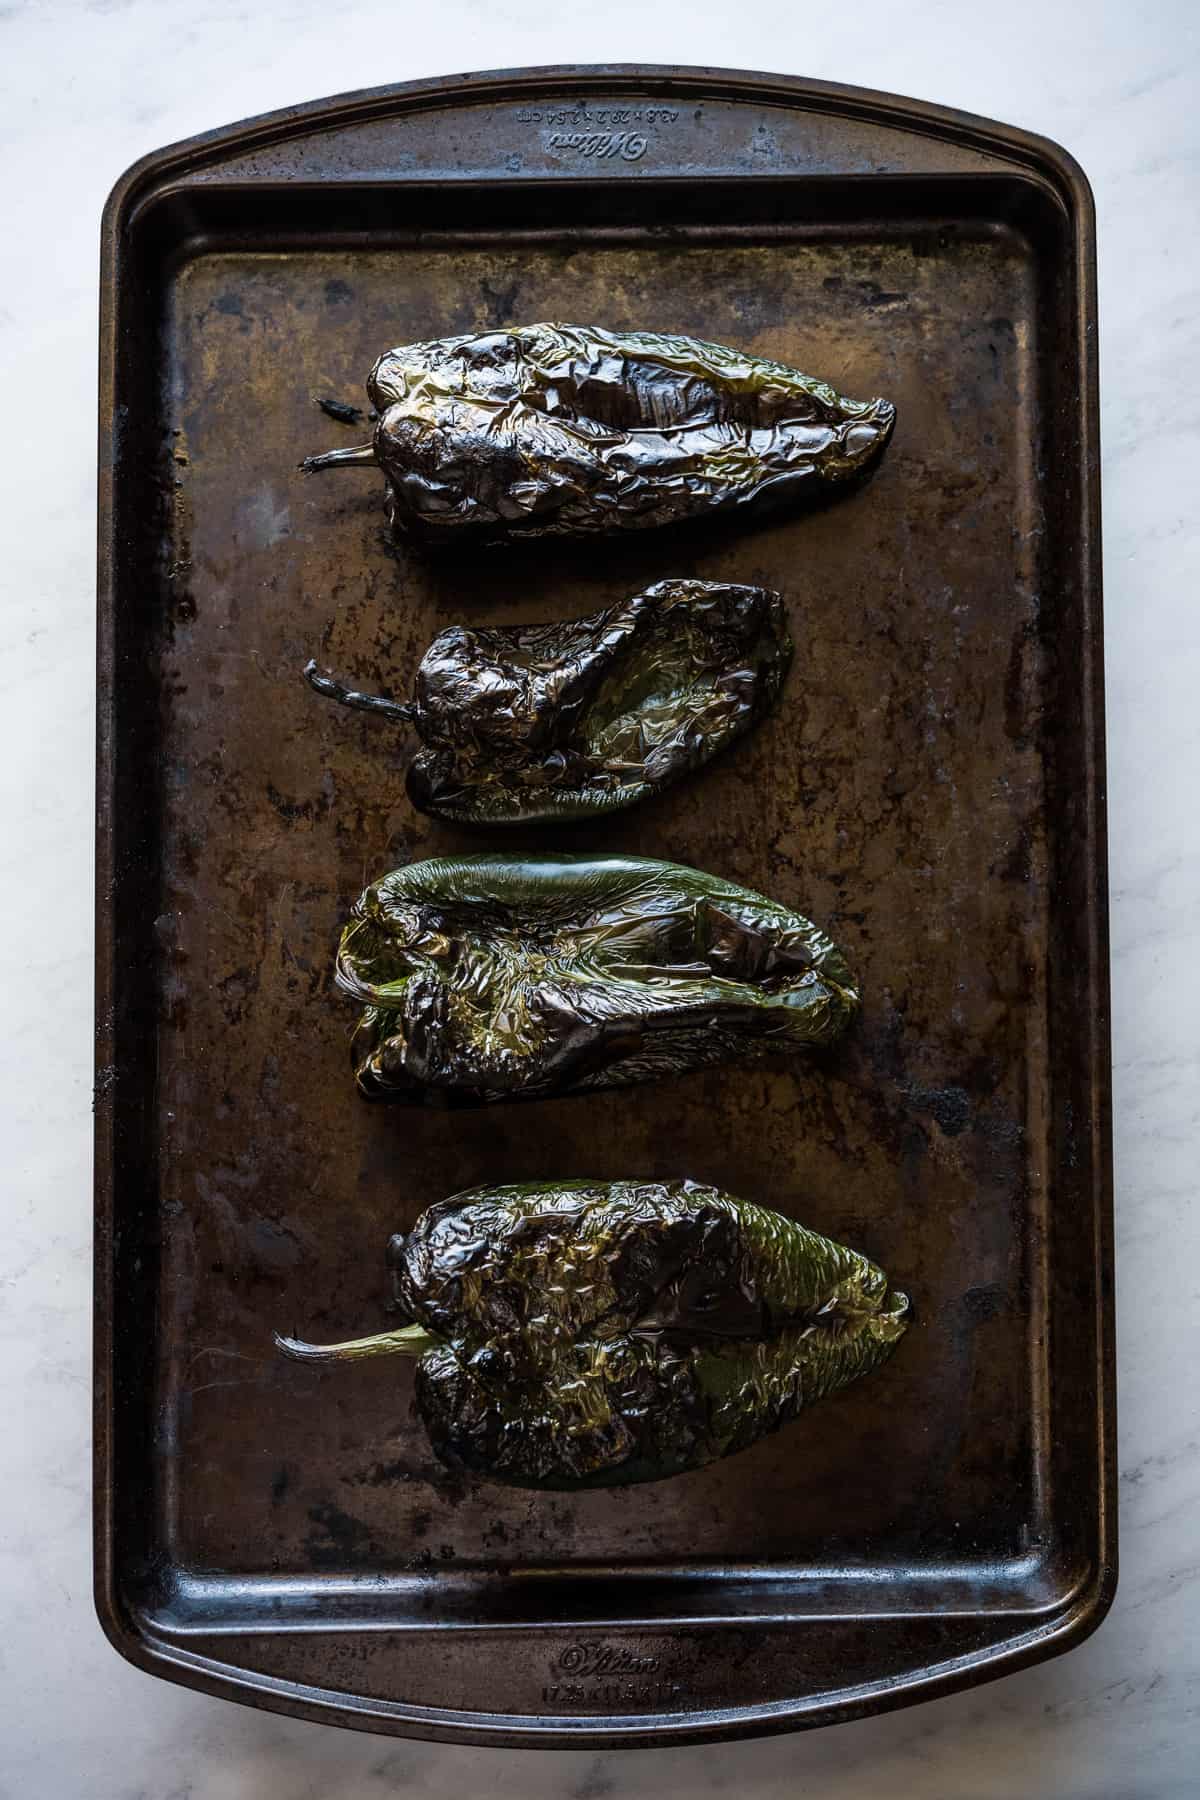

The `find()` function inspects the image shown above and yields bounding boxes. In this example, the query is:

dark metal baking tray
[95,64,1114,1746]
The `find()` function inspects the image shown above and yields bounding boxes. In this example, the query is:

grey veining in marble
[1,0,1198,1794]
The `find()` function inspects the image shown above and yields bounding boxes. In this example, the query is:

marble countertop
[1,1,1196,1793]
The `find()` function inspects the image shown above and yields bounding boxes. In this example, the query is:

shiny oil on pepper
[336,854,859,1106]
[305,578,791,824]
[302,323,895,544]
[277,1180,908,1490]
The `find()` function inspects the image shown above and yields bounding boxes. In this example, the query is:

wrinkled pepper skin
[305,579,792,825]
[336,855,859,1106]
[302,323,895,545]
[277,1181,909,1490]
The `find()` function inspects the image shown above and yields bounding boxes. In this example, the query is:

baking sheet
[94,65,1113,1745]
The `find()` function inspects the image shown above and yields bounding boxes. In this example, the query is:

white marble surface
[1,0,1197,1793]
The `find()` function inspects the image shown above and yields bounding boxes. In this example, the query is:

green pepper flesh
[302,323,895,545]
[306,579,792,825]
[278,1181,908,1489]
[336,854,859,1105]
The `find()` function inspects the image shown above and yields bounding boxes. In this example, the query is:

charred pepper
[302,323,895,545]
[305,578,792,825]
[277,1181,908,1490]
[337,854,858,1105]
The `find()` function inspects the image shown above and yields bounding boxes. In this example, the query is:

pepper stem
[303,659,416,724]
[274,1323,438,1363]
[299,441,378,473]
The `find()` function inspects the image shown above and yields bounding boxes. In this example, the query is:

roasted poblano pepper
[301,323,895,544]
[337,854,858,1105]
[277,1181,908,1490]
[305,579,791,825]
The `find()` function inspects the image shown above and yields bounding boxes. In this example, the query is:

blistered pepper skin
[302,323,895,545]
[335,854,859,1106]
[277,1180,909,1490]
[305,579,792,825]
